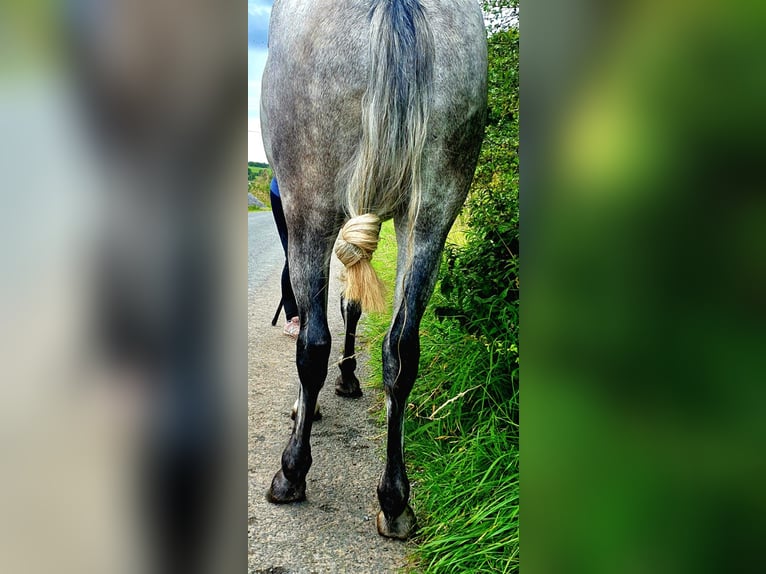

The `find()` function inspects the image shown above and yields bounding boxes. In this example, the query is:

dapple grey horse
[261,0,487,539]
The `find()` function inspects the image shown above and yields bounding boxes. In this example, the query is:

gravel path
[248,212,408,574]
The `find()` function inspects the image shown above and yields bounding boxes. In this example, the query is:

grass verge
[364,221,519,573]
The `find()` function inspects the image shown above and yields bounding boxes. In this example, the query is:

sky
[248,0,273,163]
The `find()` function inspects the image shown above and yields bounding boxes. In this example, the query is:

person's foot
[283,316,300,339]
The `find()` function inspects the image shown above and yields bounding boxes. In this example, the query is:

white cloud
[248,49,269,120]
[248,119,267,163]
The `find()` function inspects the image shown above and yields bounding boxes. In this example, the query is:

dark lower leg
[267,280,331,503]
[335,296,362,397]
[377,389,410,517]
[376,315,420,539]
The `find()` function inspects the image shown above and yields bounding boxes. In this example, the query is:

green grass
[364,221,519,573]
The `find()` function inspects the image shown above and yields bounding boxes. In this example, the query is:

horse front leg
[335,296,363,397]
[267,245,332,504]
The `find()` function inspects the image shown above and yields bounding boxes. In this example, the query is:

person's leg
[270,190,289,254]
[270,190,298,322]
[280,264,298,322]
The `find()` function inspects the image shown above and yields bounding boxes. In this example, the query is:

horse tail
[334,0,434,312]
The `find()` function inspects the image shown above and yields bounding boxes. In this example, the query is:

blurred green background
[525,0,766,572]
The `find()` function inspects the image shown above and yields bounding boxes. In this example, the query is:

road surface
[247,211,407,573]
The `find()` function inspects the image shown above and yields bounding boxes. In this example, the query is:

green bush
[440,26,518,395]
[248,166,273,207]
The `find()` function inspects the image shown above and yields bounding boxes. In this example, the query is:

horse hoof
[376,505,417,540]
[266,469,306,504]
[335,374,363,398]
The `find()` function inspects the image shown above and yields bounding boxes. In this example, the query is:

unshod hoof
[376,505,417,540]
[266,469,306,504]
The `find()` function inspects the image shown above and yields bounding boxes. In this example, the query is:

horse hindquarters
[261,0,488,540]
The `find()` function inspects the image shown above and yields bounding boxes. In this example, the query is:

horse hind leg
[376,225,446,539]
[335,296,363,398]
[267,235,332,504]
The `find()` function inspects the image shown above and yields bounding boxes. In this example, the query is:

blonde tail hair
[334,0,434,313]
